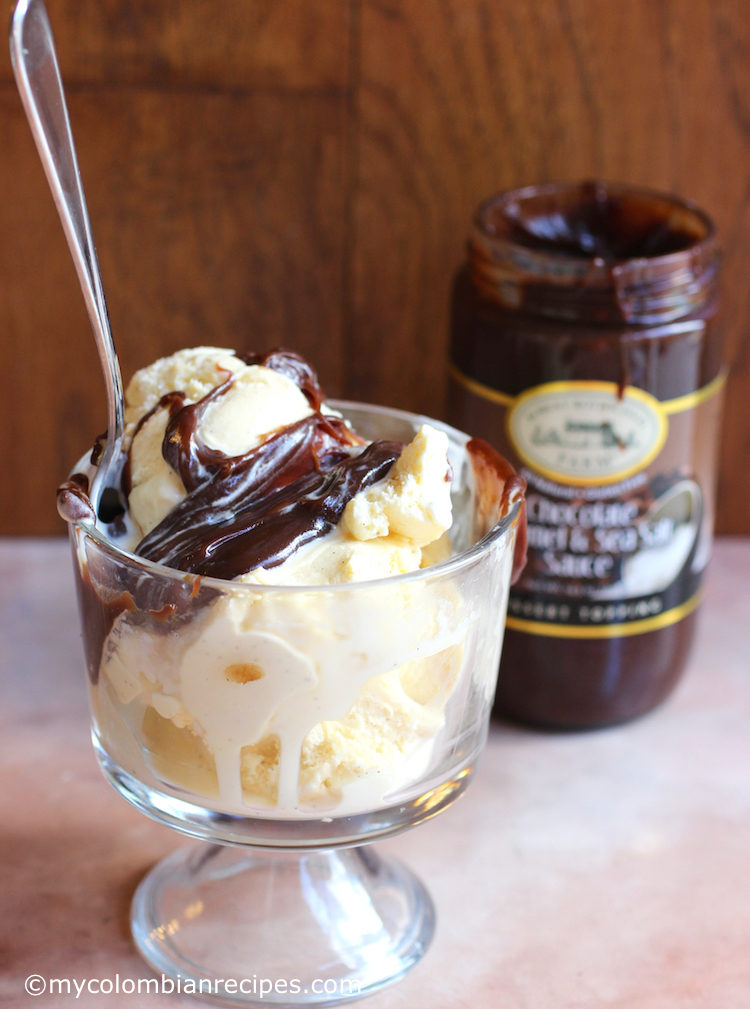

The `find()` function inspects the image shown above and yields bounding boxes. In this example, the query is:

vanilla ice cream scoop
[125,348,314,538]
[343,424,453,547]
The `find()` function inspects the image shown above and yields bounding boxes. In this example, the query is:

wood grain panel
[0,84,347,534]
[3,0,750,534]
[350,0,750,533]
[0,0,350,90]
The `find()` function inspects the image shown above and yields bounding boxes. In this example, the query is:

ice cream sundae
[58,348,524,817]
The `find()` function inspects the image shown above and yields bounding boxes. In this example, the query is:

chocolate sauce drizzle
[132,351,403,579]
[137,414,401,579]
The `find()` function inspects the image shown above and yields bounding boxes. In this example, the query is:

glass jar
[447,181,725,729]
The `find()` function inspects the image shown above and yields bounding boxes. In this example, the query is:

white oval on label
[507,381,668,486]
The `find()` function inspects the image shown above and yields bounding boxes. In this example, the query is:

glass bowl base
[93,730,479,850]
[131,843,435,1007]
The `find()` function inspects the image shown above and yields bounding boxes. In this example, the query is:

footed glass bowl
[66,403,523,1007]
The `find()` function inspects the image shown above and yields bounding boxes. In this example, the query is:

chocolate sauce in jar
[447,182,725,729]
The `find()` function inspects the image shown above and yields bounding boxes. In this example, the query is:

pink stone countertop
[1,537,749,1009]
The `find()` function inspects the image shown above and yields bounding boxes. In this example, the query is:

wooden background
[1,0,749,535]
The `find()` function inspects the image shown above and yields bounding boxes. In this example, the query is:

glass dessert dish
[67,402,523,1007]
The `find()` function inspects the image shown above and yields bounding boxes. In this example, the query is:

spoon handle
[10,0,124,492]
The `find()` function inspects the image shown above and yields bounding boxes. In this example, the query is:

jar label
[507,382,667,485]
[448,367,726,638]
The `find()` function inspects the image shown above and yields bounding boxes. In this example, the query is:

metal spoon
[10,0,124,516]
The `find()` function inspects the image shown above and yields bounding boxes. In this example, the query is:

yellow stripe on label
[659,370,727,414]
[447,361,515,406]
[449,364,727,415]
[505,591,701,639]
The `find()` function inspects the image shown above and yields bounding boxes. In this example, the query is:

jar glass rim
[473,181,716,266]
